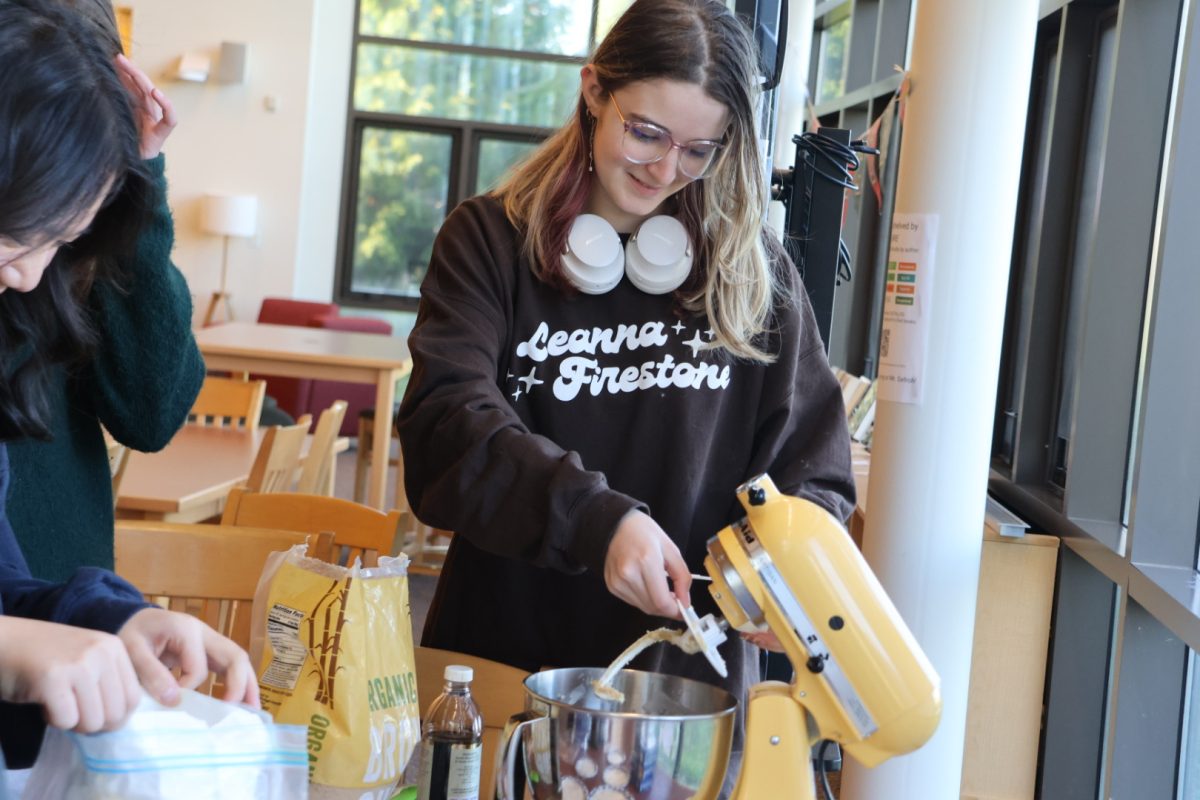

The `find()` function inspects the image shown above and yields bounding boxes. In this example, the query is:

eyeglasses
[609,95,724,180]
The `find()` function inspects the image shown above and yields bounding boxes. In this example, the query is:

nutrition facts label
[262,603,307,690]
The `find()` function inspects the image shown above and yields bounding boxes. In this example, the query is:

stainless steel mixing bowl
[495,668,736,800]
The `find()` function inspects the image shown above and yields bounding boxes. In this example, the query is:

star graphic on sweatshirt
[512,386,523,401]
[518,367,545,393]
[672,320,686,335]
[705,328,715,340]
[683,330,707,358]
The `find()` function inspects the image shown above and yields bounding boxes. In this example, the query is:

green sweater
[5,156,205,581]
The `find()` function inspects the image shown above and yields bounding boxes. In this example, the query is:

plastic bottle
[416,665,483,800]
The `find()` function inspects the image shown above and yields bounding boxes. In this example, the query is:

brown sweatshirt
[397,194,855,709]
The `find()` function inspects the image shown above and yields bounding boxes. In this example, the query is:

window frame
[335,0,608,311]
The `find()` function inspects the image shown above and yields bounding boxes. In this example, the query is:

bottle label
[445,742,481,800]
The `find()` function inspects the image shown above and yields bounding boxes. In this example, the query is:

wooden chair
[221,487,402,568]
[408,525,454,574]
[414,646,529,799]
[188,376,267,432]
[352,408,407,508]
[354,409,450,571]
[296,400,348,496]
[103,429,130,509]
[245,416,312,493]
[114,520,334,691]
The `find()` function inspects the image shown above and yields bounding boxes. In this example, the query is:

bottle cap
[444,664,473,683]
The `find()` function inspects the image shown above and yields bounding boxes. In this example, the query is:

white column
[767,0,815,237]
[839,3,1038,799]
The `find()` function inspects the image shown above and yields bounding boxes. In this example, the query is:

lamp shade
[200,193,258,238]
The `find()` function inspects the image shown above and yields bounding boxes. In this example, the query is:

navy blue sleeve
[0,444,151,769]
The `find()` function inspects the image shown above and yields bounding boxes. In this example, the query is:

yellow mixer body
[703,475,941,797]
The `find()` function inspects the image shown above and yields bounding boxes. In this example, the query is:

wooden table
[194,321,411,509]
[116,425,347,522]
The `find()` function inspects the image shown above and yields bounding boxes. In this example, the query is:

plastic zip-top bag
[249,545,420,795]
[22,689,307,799]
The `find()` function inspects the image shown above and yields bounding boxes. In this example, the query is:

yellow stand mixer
[696,474,942,798]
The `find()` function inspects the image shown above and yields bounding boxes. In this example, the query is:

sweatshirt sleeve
[81,155,205,452]
[397,200,643,575]
[0,566,150,633]
[745,265,857,523]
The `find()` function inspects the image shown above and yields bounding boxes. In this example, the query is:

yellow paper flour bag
[250,546,420,791]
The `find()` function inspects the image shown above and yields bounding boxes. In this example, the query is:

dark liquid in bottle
[421,730,481,800]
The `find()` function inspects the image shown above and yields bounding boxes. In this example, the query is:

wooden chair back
[352,410,451,572]
[103,430,131,509]
[414,646,529,798]
[188,376,267,432]
[296,400,348,496]
[114,520,334,692]
[352,409,404,506]
[245,416,312,494]
[222,487,402,568]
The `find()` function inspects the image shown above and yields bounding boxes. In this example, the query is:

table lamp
[199,193,257,326]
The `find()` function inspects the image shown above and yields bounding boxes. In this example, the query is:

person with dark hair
[397,0,856,789]
[4,0,204,581]
[0,0,256,784]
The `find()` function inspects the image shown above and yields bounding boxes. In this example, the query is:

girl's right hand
[604,510,692,619]
[0,616,141,733]
[114,54,178,159]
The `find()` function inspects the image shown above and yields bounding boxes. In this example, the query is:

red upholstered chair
[254,298,340,419]
[307,314,394,437]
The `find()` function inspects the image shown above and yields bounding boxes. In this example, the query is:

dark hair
[0,0,151,440]
[62,0,126,56]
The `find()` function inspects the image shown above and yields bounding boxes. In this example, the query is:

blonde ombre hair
[496,0,787,363]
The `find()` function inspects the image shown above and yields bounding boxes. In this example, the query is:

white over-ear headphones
[561,213,694,295]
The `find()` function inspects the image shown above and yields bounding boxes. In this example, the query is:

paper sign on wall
[877,213,938,404]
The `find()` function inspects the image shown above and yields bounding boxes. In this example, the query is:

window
[337,0,633,310]
[991,9,1119,496]
[814,14,850,104]
[991,1,1156,550]
[805,0,911,375]
[989,0,1200,795]
[1047,11,1118,491]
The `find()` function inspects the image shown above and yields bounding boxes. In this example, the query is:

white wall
[294,0,356,302]
[125,0,353,323]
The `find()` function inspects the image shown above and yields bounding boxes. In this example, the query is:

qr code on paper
[881,327,891,359]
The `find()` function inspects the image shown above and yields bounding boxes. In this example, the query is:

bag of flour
[249,545,420,794]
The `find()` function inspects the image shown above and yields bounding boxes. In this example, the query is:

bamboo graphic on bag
[305,577,353,709]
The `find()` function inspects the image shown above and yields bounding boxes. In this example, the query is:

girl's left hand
[115,54,178,159]
[117,608,260,708]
